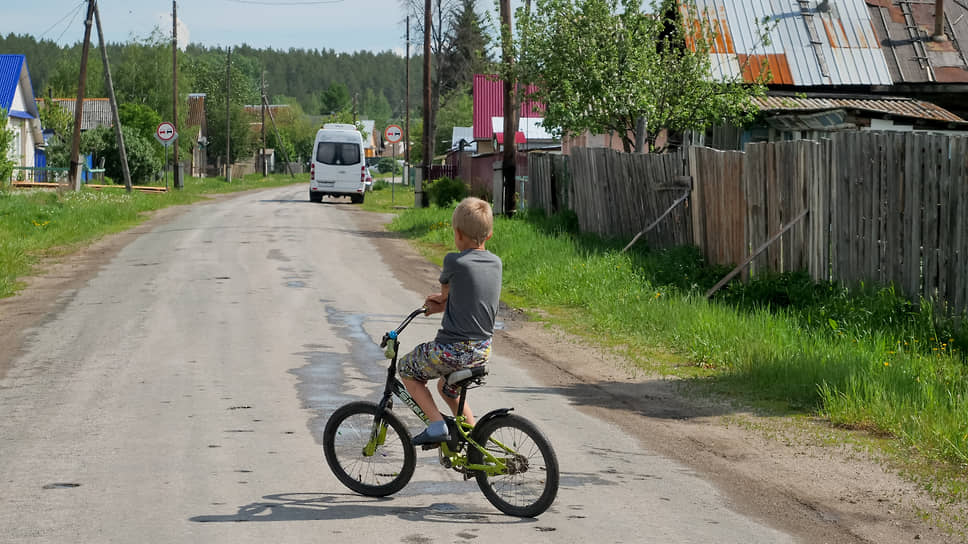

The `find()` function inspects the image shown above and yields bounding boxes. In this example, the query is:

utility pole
[500,0,518,215]
[261,68,267,176]
[405,15,410,181]
[419,0,431,208]
[172,0,181,188]
[93,1,132,192]
[226,47,232,182]
[68,0,96,191]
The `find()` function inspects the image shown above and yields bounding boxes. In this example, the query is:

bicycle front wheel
[322,401,416,497]
[469,414,560,517]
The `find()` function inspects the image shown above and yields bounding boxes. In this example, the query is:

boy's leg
[398,342,451,445]
[402,377,444,423]
[437,378,475,426]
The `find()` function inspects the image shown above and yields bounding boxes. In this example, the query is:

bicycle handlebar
[380,307,428,348]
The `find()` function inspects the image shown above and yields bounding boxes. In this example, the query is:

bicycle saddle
[446,366,488,387]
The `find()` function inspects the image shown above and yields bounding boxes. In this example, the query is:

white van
[309,123,367,204]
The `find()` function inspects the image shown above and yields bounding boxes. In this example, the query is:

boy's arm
[424,283,449,315]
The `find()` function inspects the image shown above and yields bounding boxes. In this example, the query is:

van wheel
[351,194,364,204]
[309,192,323,203]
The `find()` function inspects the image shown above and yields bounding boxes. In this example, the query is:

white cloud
[153,12,190,51]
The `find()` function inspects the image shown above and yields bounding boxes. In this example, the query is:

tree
[188,50,258,165]
[439,0,493,94]
[268,97,318,163]
[434,84,473,156]
[82,125,162,184]
[518,0,771,152]
[118,103,162,141]
[36,99,76,168]
[0,110,15,183]
[320,82,351,115]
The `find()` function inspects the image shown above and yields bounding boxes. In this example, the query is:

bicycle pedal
[420,443,440,451]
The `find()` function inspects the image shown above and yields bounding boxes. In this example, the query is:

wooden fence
[526,131,968,316]
[528,148,692,249]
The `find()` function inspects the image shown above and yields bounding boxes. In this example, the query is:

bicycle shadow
[189,492,533,524]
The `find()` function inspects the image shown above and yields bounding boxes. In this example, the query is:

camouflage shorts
[398,338,491,399]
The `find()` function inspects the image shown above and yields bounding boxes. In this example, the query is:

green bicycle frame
[359,308,518,477]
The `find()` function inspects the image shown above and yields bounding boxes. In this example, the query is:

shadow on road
[189,492,530,524]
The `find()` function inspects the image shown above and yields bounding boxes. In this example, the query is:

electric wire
[37,0,86,41]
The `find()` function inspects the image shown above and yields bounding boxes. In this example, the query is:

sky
[1,0,521,55]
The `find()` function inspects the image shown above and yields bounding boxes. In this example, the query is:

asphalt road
[0,186,795,543]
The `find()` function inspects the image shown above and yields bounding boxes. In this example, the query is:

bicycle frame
[364,308,517,477]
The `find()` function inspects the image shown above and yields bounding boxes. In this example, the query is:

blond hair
[452,197,493,245]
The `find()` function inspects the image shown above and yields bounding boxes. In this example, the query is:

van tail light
[310,163,315,180]
[361,165,366,183]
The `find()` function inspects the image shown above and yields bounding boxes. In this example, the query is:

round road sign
[384,124,403,144]
[155,122,178,146]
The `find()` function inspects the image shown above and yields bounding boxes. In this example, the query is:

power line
[53,4,88,45]
[38,1,86,41]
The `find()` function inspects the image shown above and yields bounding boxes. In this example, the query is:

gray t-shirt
[434,249,503,345]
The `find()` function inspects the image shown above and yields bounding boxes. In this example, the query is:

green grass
[388,205,968,511]
[0,172,306,297]
[361,181,415,213]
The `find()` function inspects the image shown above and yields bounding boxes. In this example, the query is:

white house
[1,55,43,172]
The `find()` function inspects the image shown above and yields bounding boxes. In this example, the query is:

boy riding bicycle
[399,197,502,446]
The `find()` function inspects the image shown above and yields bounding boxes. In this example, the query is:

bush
[424,176,468,207]
[82,126,162,184]
[377,157,402,175]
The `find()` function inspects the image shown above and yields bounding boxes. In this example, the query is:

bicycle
[322,307,560,517]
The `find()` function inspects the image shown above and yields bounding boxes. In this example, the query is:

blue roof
[0,55,27,116]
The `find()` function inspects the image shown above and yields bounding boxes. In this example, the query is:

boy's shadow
[189,492,525,524]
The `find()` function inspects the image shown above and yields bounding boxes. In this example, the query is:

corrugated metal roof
[48,98,113,130]
[867,0,968,83]
[473,74,544,140]
[755,94,966,123]
[0,55,25,115]
[692,0,894,86]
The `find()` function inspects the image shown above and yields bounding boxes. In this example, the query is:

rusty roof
[755,94,966,123]
[866,0,968,83]
[691,0,894,86]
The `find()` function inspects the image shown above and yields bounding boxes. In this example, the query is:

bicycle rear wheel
[323,401,416,497]
[468,414,559,517]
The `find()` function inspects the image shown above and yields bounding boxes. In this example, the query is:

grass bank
[0,173,307,297]
[387,204,968,524]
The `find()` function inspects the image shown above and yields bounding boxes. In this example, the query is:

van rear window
[316,142,361,165]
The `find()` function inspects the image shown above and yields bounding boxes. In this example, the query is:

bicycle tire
[323,401,416,497]
[468,414,559,517]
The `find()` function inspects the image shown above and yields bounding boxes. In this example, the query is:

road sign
[155,122,178,147]
[384,124,403,144]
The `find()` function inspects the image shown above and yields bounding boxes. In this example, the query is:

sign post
[384,124,403,203]
[155,122,178,190]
